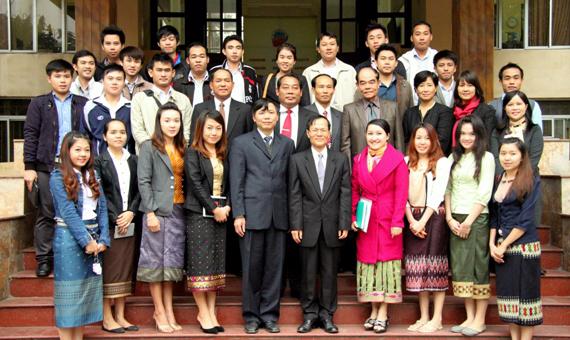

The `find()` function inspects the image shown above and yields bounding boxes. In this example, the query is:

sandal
[373,319,389,333]
[418,320,443,333]
[363,318,376,331]
[407,319,427,331]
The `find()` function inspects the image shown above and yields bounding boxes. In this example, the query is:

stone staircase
[0,224,569,339]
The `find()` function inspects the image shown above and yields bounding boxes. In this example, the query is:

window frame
[205,0,242,53]
[542,115,570,139]
[0,0,75,53]
[321,0,357,53]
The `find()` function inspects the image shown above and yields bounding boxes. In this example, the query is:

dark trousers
[240,225,286,324]
[31,171,55,264]
[300,232,340,321]
[226,218,242,275]
[338,231,356,272]
[283,235,302,297]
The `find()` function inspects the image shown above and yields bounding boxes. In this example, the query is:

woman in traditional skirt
[445,115,495,336]
[404,123,452,333]
[95,119,140,333]
[490,137,542,340]
[137,103,187,333]
[351,119,409,333]
[184,110,231,334]
[50,131,110,340]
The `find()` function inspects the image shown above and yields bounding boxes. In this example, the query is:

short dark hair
[46,59,73,76]
[374,43,397,60]
[252,98,278,116]
[157,25,180,42]
[365,23,388,38]
[275,42,297,61]
[103,119,127,136]
[306,115,331,131]
[454,70,485,105]
[72,50,97,65]
[356,66,380,82]
[367,118,391,135]
[211,68,233,81]
[102,63,126,78]
[222,34,243,49]
[414,71,439,89]
[317,32,338,47]
[186,41,208,55]
[433,49,459,67]
[412,20,432,34]
[311,73,337,88]
[100,25,125,45]
[277,73,303,90]
[499,62,524,80]
[148,53,174,69]
[119,46,145,62]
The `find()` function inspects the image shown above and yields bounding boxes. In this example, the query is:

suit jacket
[304,103,342,152]
[94,150,141,228]
[184,147,230,214]
[173,76,213,106]
[341,98,403,161]
[289,149,351,248]
[229,131,295,231]
[137,140,183,216]
[191,99,253,143]
[260,72,311,107]
[394,74,414,120]
[274,106,318,153]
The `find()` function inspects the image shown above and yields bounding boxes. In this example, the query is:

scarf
[452,97,480,146]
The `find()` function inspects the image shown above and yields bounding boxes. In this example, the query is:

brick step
[21,224,554,271]
[0,324,569,340]
[0,295,568,327]
[11,268,570,298]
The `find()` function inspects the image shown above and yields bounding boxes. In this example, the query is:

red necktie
[322,110,332,148]
[281,109,292,138]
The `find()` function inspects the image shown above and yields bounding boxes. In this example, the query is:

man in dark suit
[173,42,213,106]
[230,102,295,334]
[289,115,351,334]
[305,74,342,152]
[275,73,318,298]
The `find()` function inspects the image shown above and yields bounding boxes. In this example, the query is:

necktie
[219,102,226,120]
[317,153,325,193]
[263,136,272,155]
[281,109,292,138]
[368,103,377,121]
[322,110,332,147]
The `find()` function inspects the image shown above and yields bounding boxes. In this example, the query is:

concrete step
[0,295,568,327]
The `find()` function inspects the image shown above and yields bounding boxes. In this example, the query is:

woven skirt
[102,226,136,298]
[186,213,226,291]
[404,206,449,292]
[356,260,402,303]
[53,220,103,328]
[449,213,490,299]
[137,204,185,282]
[496,240,543,326]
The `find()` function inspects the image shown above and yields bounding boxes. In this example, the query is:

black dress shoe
[102,326,125,334]
[264,321,280,333]
[322,319,339,334]
[123,325,139,331]
[297,319,317,333]
[244,321,259,334]
[36,263,51,277]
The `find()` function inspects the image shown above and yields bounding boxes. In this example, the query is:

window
[542,116,570,139]
[376,0,410,47]
[495,0,570,49]
[323,0,356,53]
[0,0,75,52]
[206,0,241,53]
[151,0,185,48]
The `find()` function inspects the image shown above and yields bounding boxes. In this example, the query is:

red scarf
[452,97,480,146]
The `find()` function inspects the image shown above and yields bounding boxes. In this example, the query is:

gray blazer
[137,140,180,216]
[340,98,403,162]
[304,103,342,152]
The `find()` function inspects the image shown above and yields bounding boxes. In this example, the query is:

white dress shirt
[311,146,328,170]
[214,96,232,130]
[70,77,104,100]
[227,63,245,103]
[110,149,131,212]
[279,104,299,147]
[94,95,130,119]
[439,79,456,107]
[152,85,173,104]
[188,71,209,106]
[74,169,98,220]
[314,101,333,132]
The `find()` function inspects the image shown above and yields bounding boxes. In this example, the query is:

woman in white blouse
[404,123,452,333]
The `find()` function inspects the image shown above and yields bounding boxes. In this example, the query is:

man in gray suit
[305,74,342,152]
[230,100,295,334]
[341,67,403,162]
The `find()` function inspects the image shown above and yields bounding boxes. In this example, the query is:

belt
[55,218,97,229]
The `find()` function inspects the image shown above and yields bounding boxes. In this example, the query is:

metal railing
[0,116,26,163]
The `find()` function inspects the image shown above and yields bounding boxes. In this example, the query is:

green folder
[355,198,372,233]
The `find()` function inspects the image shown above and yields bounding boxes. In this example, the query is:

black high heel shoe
[200,325,219,334]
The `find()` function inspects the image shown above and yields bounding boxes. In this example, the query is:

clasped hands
[490,242,507,263]
[448,218,471,239]
[85,239,106,255]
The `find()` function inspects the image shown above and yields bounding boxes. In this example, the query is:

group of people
[22,20,544,340]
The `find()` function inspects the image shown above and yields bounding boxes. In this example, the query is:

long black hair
[496,90,536,133]
[450,115,488,184]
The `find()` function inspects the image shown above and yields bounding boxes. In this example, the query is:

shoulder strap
[144,89,163,108]
[262,73,274,99]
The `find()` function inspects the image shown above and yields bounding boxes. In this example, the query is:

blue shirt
[53,92,73,156]
[378,75,397,102]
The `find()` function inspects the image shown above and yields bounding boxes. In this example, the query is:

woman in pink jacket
[351,118,409,333]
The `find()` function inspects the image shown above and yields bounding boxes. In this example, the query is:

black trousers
[283,235,302,297]
[240,225,286,324]
[300,231,340,321]
[30,171,55,264]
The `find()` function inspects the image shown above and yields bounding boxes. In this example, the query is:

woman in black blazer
[185,110,231,334]
[94,119,140,333]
